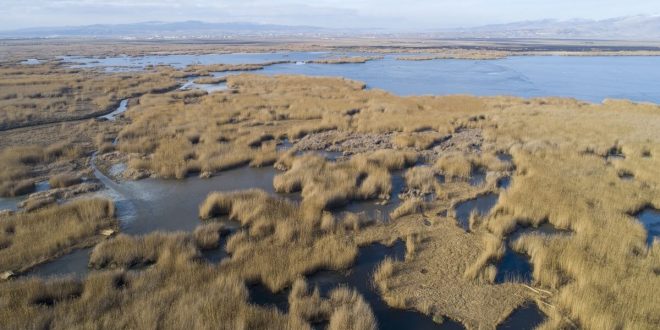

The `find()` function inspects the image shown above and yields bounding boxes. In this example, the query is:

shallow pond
[250,241,465,330]
[339,171,405,221]
[496,153,513,163]
[636,208,660,245]
[454,193,499,230]
[112,166,279,235]
[0,181,50,212]
[180,76,228,93]
[497,303,545,329]
[28,248,92,279]
[22,59,42,65]
[497,176,511,189]
[495,223,571,284]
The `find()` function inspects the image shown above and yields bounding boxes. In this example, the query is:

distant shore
[4,37,660,62]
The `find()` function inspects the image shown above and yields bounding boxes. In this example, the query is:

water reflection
[28,248,92,279]
[454,193,499,230]
[63,53,660,103]
[497,303,545,329]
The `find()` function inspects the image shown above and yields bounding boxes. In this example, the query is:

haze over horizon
[2,0,660,31]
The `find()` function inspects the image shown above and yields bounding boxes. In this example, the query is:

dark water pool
[454,193,499,230]
[497,177,511,189]
[497,303,545,330]
[495,223,571,284]
[469,169,487,187]
[28,248,92,279]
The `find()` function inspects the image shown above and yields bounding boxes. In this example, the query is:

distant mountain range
[2,15,660,40]
[0,21,334,39]
[439,15,660,40]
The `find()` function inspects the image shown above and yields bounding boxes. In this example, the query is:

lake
[64,53,660,103]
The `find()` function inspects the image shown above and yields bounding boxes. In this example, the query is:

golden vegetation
[288,278,377,329]
[192,76,227,85]
[48,173,82,188]
[0,134,90,197]
[1,65,659,330]
[310,56,383,64]
[396,50,510,61]
[404,166,439,195]
[0,260,302,329]
[359,208,529,328]
[0,62,179,130]
[183,62,289,76]
[0,199,116,273]
[200,190,359,291]
[389,198,426,220]
[273,154,392,209]
[485,148,660,329]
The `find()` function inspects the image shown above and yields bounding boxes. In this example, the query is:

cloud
[1,0,659,30]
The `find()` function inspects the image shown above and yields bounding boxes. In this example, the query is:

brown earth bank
[0,66,659,329]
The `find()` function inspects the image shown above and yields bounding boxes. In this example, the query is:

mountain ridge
[2,15,660,40]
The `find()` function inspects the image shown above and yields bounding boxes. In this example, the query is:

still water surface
[64,53,660,103]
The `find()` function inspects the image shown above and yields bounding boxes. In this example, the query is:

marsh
[1,42,659,330]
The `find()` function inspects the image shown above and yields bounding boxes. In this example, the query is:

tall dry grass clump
[365,149,418,170]
[404,166,439,195]
[0,198,116,272]
[327,287,377,330]
[193,222,228,250]
[48,173,82,188]
[199,190,359,292]
[287,278,379,328]
[0,146,43,197]
[273,154,392,210]
[433,153,474,180]
[389,198,425,220]
[373,257,396,292]
[393,131,447,150]
[463,233,504,283]
[89,232,199,270]
[288,278,332,322]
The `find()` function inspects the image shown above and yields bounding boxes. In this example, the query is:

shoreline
[5,37,660,62]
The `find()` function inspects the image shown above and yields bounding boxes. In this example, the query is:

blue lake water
[63,53,660,103]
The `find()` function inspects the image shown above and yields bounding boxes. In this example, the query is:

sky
[1,0,659,31]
